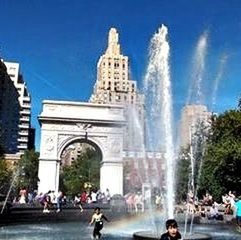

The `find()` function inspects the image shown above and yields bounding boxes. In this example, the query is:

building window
[114,62,119,69]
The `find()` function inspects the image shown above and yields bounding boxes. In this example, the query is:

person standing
[89,207,109,239]
[91,191,97,203]
[19,187,27,204]
[235,196,241,228]
[134,192,144,212]
[56,190,63,213]
[155,194,161,209]
[74,194,84,212]
[80,191,88,204]
[105,188,111,204]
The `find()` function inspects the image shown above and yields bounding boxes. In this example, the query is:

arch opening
[59,139,103,196]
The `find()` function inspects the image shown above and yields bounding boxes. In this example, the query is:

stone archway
[59,138,102,167]
[38,100,125,196]
[59,138,103,192]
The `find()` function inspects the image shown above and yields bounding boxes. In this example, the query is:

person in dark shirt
[160,219,181,240]
[89,207,109,239]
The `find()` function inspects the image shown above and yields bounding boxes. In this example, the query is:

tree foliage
[238,95,241,111]
[198,110,241,200]
[176,147,191,202]
[0,159,13,194]
[59,147,101,196]
[17,150,40,191]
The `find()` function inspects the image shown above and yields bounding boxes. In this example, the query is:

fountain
[143,24,175,219]
[133,25,211,240]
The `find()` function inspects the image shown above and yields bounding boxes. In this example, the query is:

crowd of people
[15,187,146,213]
[12,186,241,230]
[14,187,112,213]
[124,192,145,212]
[184,190,241,228]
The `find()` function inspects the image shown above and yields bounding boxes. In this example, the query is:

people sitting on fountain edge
[207,203,223,220]
[160,219,182,240]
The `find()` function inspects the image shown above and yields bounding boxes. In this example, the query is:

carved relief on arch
[108,138,122,155]
[88,136,107,156]
[42,135,56,157]
[57,134,73,153]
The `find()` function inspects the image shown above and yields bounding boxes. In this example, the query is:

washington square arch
[38,100,126,195]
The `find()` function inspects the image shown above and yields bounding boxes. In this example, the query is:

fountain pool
[0,216,240,240]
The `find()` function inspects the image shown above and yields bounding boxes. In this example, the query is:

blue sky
[1,0,241,150]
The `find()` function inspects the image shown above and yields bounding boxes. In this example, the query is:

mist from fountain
[125,105,161,237]
[125,106,148,184]
[211,53,228,108]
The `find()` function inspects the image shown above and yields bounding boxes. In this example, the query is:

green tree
[176,147,191,202]
[59,147,101,196]
[0,159,12,194]
[199,110,241,200]
[0,144,13,196]
[17,150,40,191]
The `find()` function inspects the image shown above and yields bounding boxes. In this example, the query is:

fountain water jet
[183,30,210,238]
[133,25,211,240]
[0,167,19,214]
[211,53,228,108]
[143,24,175,219]
[187,31,208,105]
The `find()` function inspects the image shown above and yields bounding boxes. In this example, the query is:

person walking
[89,207,109,239]
[56,190,63,213]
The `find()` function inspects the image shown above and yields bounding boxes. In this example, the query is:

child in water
[160,219,182,240]
[89,207,109,239]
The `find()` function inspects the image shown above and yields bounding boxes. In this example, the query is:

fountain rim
[133,230,212,240]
